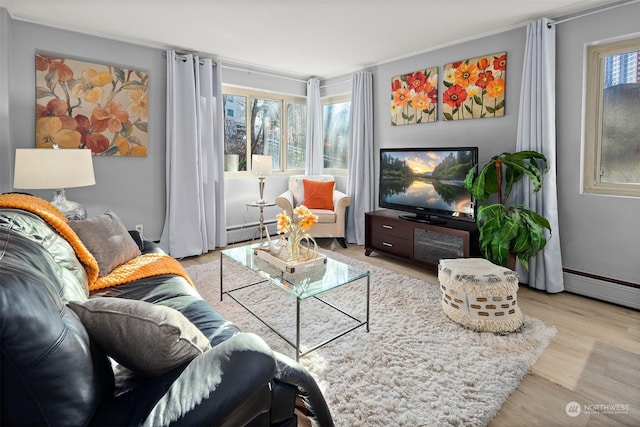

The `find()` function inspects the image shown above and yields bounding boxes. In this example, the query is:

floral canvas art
[391,67,438,125]
[35,53,149,156]
[442,52,506,121]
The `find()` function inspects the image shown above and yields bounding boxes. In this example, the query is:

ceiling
[0,0,625,78]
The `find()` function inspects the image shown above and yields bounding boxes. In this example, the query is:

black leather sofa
[0,195,333,426]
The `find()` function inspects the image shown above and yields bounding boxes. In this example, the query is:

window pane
[584,37,640,196]
[600,50,640,185]
[251,98,281,170]
[323,101,350,169]
[223,94,247,171]
[286,103,306,170]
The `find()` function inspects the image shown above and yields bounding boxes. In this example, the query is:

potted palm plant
[463,150,551,270]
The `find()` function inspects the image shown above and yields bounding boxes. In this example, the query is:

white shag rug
[185,249,556,427]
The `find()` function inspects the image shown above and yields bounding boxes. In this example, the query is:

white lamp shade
[13,148,96,190]
[252,155,272,176]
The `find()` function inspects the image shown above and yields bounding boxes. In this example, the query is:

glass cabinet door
[413,228,464,264]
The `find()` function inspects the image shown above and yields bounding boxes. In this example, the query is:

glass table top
[221,243,369,299]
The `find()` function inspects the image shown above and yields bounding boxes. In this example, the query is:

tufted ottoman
[438,258,523,333]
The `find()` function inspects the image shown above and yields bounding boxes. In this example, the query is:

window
[223,87,306,172]
[322,96,351,171]
[286,103,307,170]
[584,36,640,197]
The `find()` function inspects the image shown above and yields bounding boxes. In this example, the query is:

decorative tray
[253,247,327,274]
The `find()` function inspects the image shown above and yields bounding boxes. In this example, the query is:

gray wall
[2,4,638,306]
[2,14,167,240]
[555,2,640,306]
[324,3,639,306]
[0,10,344,243]
[371,28,525,187]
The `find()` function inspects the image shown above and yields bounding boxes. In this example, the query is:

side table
[246,201,276,240]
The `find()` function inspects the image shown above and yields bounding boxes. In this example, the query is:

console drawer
[370,233,411,258]
[368,215,412,238]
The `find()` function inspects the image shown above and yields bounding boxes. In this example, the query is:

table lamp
[252,154,272,204]
[13,148,96,220]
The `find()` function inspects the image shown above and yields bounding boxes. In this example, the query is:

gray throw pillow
[68,298,211,376]
[69,211,141,276]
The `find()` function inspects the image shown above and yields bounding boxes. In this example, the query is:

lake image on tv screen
[380,150,474,214]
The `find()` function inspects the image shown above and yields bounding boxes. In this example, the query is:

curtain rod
[163,51,213,66]
[320,79,351,89]
[549,0,640,26]
[221,64,308,83]
[164,53,354,87]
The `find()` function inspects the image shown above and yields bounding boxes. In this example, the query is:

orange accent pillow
[303,179,335,210]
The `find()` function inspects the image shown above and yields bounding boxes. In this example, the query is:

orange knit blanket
[0,193,193,291]
[92,252,193,291]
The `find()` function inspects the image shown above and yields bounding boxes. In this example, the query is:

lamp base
[257,176,267,204]
[51,189,87,220]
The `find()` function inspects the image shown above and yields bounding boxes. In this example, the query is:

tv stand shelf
[365,210,480,269]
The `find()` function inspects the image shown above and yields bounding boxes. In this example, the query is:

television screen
[379,147,478,223]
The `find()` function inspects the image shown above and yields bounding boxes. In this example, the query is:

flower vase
[286,233,318,263]
[287,236,301,261]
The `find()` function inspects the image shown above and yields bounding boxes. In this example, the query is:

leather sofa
[0,194,333,427]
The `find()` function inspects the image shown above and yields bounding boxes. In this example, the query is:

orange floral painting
[35,53,149,156]
[391,67,438,125]
[442,52,506,121]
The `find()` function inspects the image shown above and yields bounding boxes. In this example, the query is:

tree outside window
[286,103,306,170]
[223,87,306,173]
[251,98,281,169]
[323,98,351,171]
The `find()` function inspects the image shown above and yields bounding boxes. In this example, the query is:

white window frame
[583,35,640,197]
[223,85,306,174]
[321,94,351,176]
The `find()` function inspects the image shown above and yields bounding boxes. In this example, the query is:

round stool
[438,258,523,333]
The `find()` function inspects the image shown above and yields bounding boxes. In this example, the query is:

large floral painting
[391,67,438,125]
[442,52,506,121]
[35,53,148,156]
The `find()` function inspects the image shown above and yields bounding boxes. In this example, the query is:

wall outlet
[135,224,143,236]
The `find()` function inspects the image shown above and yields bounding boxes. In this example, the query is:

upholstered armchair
[275,175,352,248]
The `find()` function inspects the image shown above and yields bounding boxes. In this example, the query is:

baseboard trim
[563,272,640,310]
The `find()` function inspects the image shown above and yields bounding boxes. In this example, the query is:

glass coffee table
[220,243,370,360]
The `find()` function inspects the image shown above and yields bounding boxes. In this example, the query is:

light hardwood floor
[180,240,640,426]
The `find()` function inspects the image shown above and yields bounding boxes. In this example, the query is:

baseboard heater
[226,220,277,245]
[562,268,640,310]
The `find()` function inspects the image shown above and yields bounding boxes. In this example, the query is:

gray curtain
[160,51,226,258]
[514,18,564,293]
[0,8,10,194]
[305,78,323,175]
[346,71,374,245]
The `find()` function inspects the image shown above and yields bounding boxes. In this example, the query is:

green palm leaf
[465,151,551,269]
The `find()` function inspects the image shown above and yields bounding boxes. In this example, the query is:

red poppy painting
[391,66,438,125]
[35,54,149,156]
[442,52,506,121]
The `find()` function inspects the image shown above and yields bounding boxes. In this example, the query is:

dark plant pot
[507,251,517,271]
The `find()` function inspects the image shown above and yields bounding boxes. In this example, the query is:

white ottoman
[438,258,523,333]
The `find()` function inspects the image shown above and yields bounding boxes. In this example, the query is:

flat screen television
[379,147,478,224]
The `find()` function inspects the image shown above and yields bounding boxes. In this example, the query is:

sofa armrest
[139,240,165,255]
[273,352,334,427]
[91,333,276,427]
[275,190,295,216]
[333,190,351,213]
